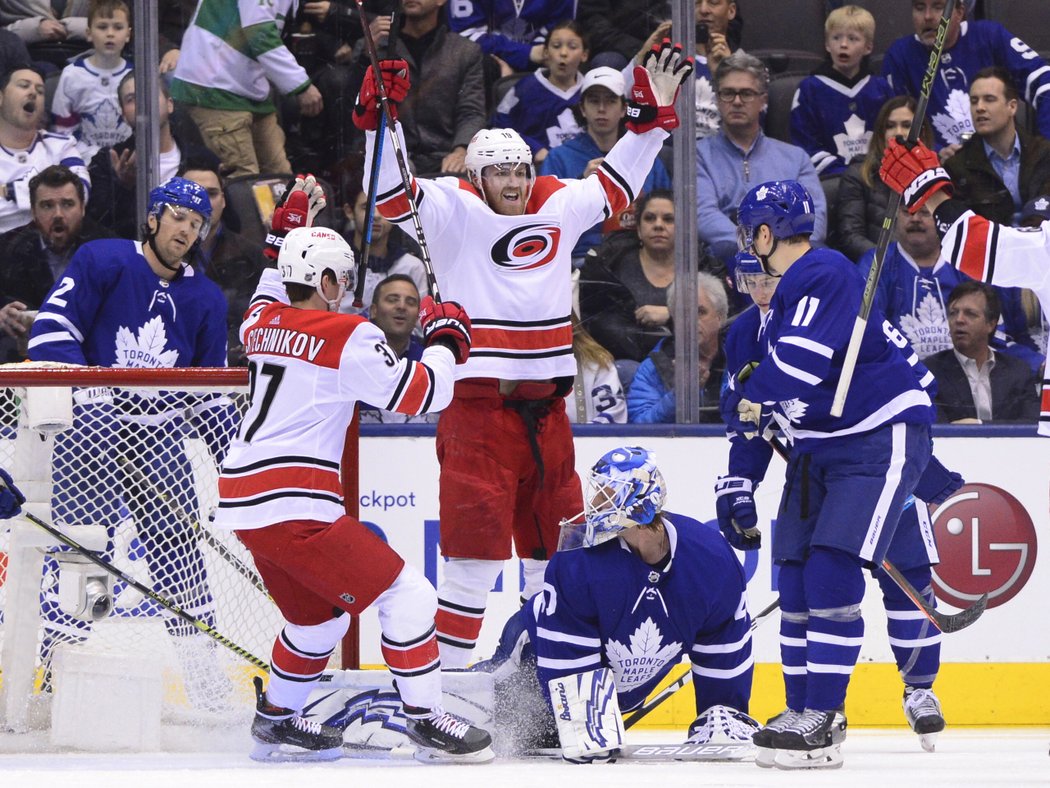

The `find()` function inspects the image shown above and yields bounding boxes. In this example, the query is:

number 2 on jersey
[243,360,286,443]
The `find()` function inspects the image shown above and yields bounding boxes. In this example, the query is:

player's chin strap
[144,217,192,275]
[756,237,779,278]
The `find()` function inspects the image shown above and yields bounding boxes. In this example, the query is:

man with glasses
[696,52,826,275]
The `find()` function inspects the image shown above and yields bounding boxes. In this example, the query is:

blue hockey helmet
[147,177,213,238]
[733,250,780,295]
[736,180,815,254]
[558,446,666,550]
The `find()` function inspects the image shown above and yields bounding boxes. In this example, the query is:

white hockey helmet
[278,226,356,310]
[465,128,535,201]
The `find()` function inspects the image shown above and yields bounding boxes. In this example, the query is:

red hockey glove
[626,38,695,134]
[880,137,954,213]
[264,174,327,262]
[352,59,411,131]
[419,296,471,364]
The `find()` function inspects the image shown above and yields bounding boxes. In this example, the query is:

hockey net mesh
[0,366,292,728]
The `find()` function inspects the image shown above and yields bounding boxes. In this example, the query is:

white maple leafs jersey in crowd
[367,123,667,381]
[883,20,1050,148]
[564,357,626,424]
[526,514,753,715]
[790,72,894,176]
[27,239,228,367]
[51,55,134,159]
[740,247,934,452]
[213,270,456,530]
[939,208,1050,434]
[0,131,89,232]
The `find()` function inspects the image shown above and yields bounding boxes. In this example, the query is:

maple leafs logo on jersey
[778,398,807,424]
[931,89,975,145]
[605,617,682,692]
[546,107,582,149]
[899,291,952,359]
[695,74,720,140]
[833,113,872,165]
[115,315,179,368]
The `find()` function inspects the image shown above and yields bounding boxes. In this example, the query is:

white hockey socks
[267,615,350,712]
[436,558,503,668]
[375,564,441,710]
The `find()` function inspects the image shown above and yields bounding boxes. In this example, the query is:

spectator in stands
[447,0,573,78]
[579,190,675,363]
[491,20,586,165]
[1,1,88,49]
[88,72,205,239]
[0,66,89,233]
[50,0,132,160]
[178,154,266,367]
[356,0,486,176]
[0,164,111,361]
[171,0,323,177]
[564,311,626,423]
[359,273,439,424]
[883,0,1050,154]
[943,66,1050,227]
[835,95,934,262]
[790,5,893,177]
[924,281,1040,424]
[696,52,826,269]
[156,0,197,74]
[336,171,429,316]
[0,27,30,74]
[626,270,728,423]
[542,67,671,264]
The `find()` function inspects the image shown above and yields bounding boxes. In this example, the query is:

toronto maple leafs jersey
[790,69,894,176]
[736,247,935,451]
[27,239,228,367]
[883,20,1050,148]
[448,0,575,72]
[368,122,668,381]
[491,70,582,155]
[51,55,134,159]
[0,131,89,233]
[722,306,775,480]
[528,514,753,715]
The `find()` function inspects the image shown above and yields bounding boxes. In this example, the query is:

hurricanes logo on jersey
[491,223,562,271]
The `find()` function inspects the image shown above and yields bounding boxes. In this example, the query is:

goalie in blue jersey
[475,445,758,761]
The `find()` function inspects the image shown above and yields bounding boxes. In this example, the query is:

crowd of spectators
[1,0,1048,426]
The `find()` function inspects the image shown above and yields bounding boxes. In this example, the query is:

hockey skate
[404,705,495,764]
[250,677,343,762]
[752,708,802,768]
[683,704,761,761]
[903,686,945,752]
[768,708,847,770]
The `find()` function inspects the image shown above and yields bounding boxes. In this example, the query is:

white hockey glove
[264,174,328,262]
[626,38,695,134]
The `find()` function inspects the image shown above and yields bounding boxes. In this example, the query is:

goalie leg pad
[548,667,625,761]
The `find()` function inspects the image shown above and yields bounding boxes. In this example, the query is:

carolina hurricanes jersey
[213,269,456,529]
[367,124,667,382]
[937,206,1050,435]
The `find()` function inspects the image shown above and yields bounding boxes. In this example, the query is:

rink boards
[356,428,1049,727]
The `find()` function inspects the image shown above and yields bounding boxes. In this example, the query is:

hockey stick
[766,436,987,633]
[830,0,957,417]
[353,0,440,300]
[18,508,270,672]
[622,597,781,730]
[353,119,386,308]
[118,456,271,599]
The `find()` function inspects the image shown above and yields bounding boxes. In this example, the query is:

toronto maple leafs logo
[899,291,952,359]
[546,107,582,149]
[833,114,872,165]
[755,185,769,201]
[115,315,179,368]
[695,75,720,139]
[1034,197,1049,213]
[605,618,682,691]
[931,89,974,145]
[778,398,807,424]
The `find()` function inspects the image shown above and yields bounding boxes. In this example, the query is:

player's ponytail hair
[571,311,613,369]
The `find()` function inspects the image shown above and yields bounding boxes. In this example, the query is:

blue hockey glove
[0,467,26,519]
[714,475,761,550]
[913,455,964,505]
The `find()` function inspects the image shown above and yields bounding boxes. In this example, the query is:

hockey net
[0,364,351,734]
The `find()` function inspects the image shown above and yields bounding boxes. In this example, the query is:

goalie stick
[831,0,957,417]
[524,741,756,762]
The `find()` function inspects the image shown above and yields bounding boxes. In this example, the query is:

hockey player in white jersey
[882,136,1050,432]
[213,219,494,763]
[357,39,694,669]
[474,446,758,761]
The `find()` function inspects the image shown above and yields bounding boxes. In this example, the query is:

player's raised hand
[420,296,471,364]
[264,175,327,262]
[352,59,411,131]
[626,38,694,134]
[880,137,954,213]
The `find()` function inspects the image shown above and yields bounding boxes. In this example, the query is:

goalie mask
[558,446,666,551]
[465,128,535,210]
[278,227,356,311]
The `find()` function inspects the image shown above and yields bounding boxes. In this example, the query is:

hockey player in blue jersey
[718,180,935,769]
[26,177,235,712]
[883,0,1050,151]
[723,250,963,755]
[476,446,758,761]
